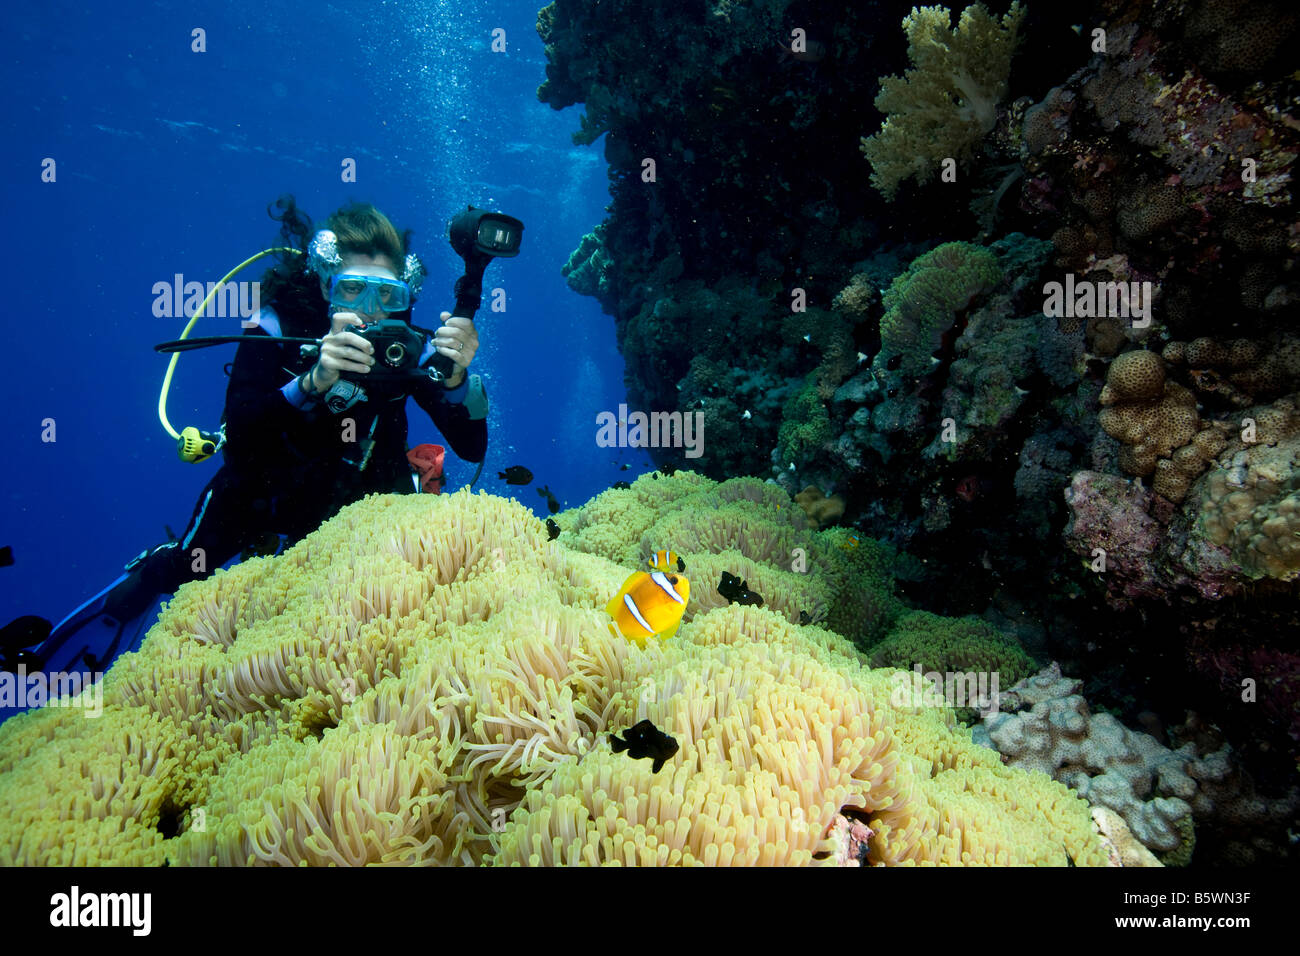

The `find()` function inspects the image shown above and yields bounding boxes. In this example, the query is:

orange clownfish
[606,569,690,647]
[647,549,686,573]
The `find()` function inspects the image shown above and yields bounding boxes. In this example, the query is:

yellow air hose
[158,247,302,460]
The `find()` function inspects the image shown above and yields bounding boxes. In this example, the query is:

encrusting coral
[860,2,1027,199]
[0,489,1108,866]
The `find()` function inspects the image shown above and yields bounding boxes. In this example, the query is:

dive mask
[328,274,411,315]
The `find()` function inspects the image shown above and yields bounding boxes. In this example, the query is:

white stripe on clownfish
[650,571,686,604]
[622,592,654,633]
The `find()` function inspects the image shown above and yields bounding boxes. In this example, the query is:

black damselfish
[717,571,764,607]
[0,546,12,568]
[612,480,631,490]
[546,518,560,540]
[499,466,533,485]
[609,719,679,772]
[537,485,560,514]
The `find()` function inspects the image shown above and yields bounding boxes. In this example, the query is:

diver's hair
[258,195,417,305]
[326,201,414,273]
[259,194,317,306]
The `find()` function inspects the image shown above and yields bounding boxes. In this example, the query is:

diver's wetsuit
[65,290,486,647]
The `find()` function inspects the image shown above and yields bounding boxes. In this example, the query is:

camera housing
[343,318,427,385]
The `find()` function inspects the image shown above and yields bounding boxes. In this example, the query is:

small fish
[857,352,868,363]
[1064,845,1076,866]
[499,466,533,485]
[609,719,679,772]
[612,480,631,490]
[606,569,690,647]
[659,463,677,477]
[840,533,860,551]
[537,485,560,513]
[619,463,630,471]
[0,546,12,568]
[647,549,686,573]
[802,333,811,342]
[775,36,827,63]
[546,518,560,540]
[717,571,764,607]
[798,610,811,626]
[741,409,751,420]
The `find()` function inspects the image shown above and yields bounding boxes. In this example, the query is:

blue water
[0,1,635,628]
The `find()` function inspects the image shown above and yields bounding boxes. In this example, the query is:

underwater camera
[343,318,426,384]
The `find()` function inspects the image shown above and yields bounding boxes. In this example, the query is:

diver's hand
[434,312,478,386]
[310,310,375,391]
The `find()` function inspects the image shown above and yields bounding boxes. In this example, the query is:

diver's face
[319,253,400,319]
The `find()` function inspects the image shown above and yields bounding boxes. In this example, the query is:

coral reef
[875,241,1002,379]
[561,223,617,314]
[1065,394,1300,603]
[1092,807,1161,867]
[560,473,907,648]
[867,610,1036,690]
[793,485,844,529]
[0,491,1109,866]
[536,0,1300,830]
[860,2,1027,199]
[1096,349,1223,501]
[776,375,834,466]
[976,664,1299,865]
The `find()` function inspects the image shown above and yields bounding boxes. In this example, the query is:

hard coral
[1098,350,1204,497]
[860,2,1027,199]
[975,665,1196,861]
[979,663,1299,865]
[1194,400,1300,581]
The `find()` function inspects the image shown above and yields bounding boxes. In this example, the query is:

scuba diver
[2,197,517,687]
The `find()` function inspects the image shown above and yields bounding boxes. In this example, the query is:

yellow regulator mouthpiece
[178,426,219,464]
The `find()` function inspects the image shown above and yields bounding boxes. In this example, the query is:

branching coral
[860,2,1026,199]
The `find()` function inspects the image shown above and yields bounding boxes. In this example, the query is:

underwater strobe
[432,206,525,381]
